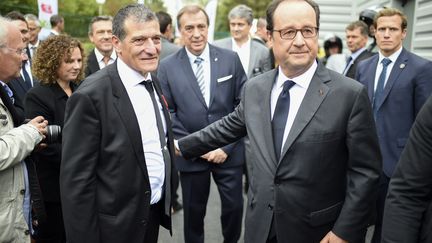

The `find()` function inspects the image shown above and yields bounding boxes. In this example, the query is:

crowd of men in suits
[1,0,432,243]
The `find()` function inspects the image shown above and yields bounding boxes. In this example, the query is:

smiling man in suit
[214,4,272,78]
[85,16,116,77]
[177,0,381,242]
[61,4,173,243]
[158,5,247,243]
[355,8,432,243]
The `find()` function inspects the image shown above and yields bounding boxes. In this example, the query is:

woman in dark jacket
[24,35,85,243]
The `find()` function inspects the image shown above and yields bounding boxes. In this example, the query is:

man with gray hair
[24,14,41,59]
[85,16,116,77]
[0,16,48,243]
[214,4,272,78]
[60,4,173,243]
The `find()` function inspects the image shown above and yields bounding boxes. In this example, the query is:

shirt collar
[275,60,318,90]
[378,46,403,64]
[94,48,117,62]
[231,37,251,49]
[185,43,210,63]
[117,57,151,88]
[29,40,40,49]
[351,47,367,60]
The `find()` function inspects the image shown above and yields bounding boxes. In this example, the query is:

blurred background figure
[24,35,85,243]
[48,15,64,38]
[24,14,41,60]
[214,4,272,78]
[85,16,116,77]
[359,5,385,53]
[252,17,268,46]
[156,11,181,61]
[322,34,346,73]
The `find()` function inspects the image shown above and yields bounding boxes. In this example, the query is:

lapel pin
[214,58,218,62]
[400,63,406,69]
[319,89,323,96]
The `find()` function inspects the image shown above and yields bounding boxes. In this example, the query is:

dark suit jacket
[8,76,38,105]
[160,37,180,61]
[179,63,381,243]
[60,62,173,243]
[84,49,100,77]
[345,49,375,79]
[24,82,74,202]
[157,44,247,172]
[356,48,432,177]
[382,94,432,243]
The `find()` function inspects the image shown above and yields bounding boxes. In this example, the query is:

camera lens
[45,125,62,144]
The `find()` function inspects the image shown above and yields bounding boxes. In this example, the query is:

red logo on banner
[41,4,53,14]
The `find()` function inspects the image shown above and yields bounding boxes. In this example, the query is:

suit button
[24,230,30,235]
[142,220,147,226]
[274,178,281,185]
[268,204,273,211]
[145,191,150,196]
[20,189,25,195]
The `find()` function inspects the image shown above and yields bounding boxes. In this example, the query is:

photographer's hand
[28,116,48,150]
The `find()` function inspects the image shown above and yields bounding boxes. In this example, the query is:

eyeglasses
[0,45,27,55]
[273,27,319,40]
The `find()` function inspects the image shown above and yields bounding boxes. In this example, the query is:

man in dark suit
[85,16,116,77]
[343,20,375,79]
[156,11,180,61]
[214,4,272,78]
[177,1,381,242]
[381,95,432,243]
[60,4,173,243]
[158,5,247,243]
[355,8,432,243]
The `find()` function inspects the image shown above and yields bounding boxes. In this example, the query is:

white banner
[37,0,58,40]
[205,0,218,43]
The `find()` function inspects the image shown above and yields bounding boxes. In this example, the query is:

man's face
[229,17,251,43]
[11,20,30,45]
[0,25,26,82]
[89,20,113,55]
[27,20,41,44]
[375,15,406,57]
[179,11,208,56]
[113,18,161,76]
[346,27,368,53]
[268,1,318,78]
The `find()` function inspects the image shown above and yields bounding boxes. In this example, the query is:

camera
[45,125,62,144]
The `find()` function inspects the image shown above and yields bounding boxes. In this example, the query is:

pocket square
[217,75,232,83]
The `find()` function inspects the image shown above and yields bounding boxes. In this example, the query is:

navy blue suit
[158,44,247,243]
[356,48,432,242]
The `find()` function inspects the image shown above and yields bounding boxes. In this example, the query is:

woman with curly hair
[24,35,85,243]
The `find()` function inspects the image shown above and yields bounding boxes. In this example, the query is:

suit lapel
[209,45,218,107]
[248,41,257,76]
[365,55,379,102]
[376,48,408,110]
[179,48,207,108]
[279,64,330,163]
[89,50,100,73]
[108,64,148,178]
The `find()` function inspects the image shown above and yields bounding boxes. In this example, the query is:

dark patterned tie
[22,61,32,89]
[373,58,392,118]
[272,80,296,160]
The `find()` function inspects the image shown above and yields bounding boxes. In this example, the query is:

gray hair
[112,4,157,41]
[88,15,113,34]
[24,13,40,27]
[0,16,11,46]
[228,4,253,25]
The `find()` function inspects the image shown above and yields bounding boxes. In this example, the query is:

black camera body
[45,125,62,144]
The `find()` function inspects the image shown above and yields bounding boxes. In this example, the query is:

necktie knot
[194,57,204,65]
[381,58,392,67]
[282,80,296,93]
[141,80,154,92]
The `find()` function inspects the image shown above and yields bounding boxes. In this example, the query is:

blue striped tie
[373,58,392,118]
[194,57,205,98]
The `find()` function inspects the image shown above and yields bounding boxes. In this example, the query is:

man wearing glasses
[176,0,381,242]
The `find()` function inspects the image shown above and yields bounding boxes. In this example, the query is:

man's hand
[28,116,48,150]
[201,148,227,164]
[320,231,348,243]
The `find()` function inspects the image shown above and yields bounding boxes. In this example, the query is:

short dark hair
[112,3,157,41]
[266,0,320,32]
[88,16,113,34]
[346,20,369,37]
[176,5,209,29]
[374,8,407,30]
[156,11,172,33]
[50,14,64,27]
[5,11,26,23]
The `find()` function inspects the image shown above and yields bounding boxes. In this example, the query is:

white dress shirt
[117,58,165,204]
[94,48,117,70]
[271,61,317,154]
[28,40,40,59]
[231,37,251,75]
[373,47,403,91]
[186,44,211,105]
